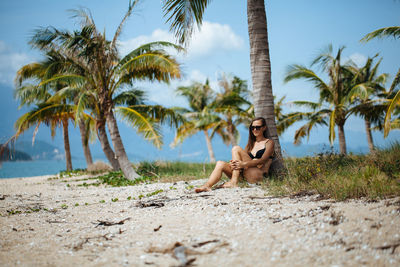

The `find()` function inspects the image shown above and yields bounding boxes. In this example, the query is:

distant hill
[0,144,32,161]
[13,140,64,160]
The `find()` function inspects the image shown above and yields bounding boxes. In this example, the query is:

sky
[0,0,399,161]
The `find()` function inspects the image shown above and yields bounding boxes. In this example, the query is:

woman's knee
[231,145,242,153]
[215,160,227,168]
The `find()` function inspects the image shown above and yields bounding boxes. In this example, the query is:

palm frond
[113,89,147,106]
[129,104,185,128]
[284,64,330,93]
[115,106,163,148]
[162,0,212,45]
[361,26,400,42]
[389,68,400,94]
[384,90,400,137]
[111,0,138,51]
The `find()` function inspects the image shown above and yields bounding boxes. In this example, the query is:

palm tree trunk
[79,120,93,167]
[247,0,285,175]
[338,124,347,155]
[364,119,375,153]
[227,123,237,146]
[62,119,72,171]
[97,122,120,171]
[203,130,216,163]
[106,110,140,180]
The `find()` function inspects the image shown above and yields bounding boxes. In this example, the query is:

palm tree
[15,51,98,169]
[162,0,285,174]
[211,75,252,146]
[347,56,388,152]
[30,2,182,180]
[14,52,77,171]
[284,45,354,154]
[361,25,400,137]
[173,80,221,163]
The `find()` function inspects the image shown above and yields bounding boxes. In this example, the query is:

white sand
[0,174,399,266]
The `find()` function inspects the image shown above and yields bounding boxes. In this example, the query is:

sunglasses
[250,125,264,131]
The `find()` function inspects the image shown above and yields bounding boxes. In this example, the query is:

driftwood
[375,242,400,254]
[95,217,130,227]
[147,240,228,266]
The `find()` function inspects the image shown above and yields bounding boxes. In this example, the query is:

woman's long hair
[245,117,268,153]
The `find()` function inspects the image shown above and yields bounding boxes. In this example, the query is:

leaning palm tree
[162,0,285,174]
[361,25,400,137]
[30,2,182,180]
[284,45,354,154]
[172,80,221,163]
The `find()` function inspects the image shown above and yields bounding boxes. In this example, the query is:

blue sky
[0,0,399,161]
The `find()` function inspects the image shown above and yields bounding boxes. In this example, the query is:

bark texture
[364,119,375,153]
[97,122,120,171]
[62,119,72,171]
[204,130,216,163]
[338,124,347,155]
[106,110,140,180]
[247,0,285,175]
[79,120,93,167]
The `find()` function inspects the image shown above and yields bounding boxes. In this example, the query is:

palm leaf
[162,0,212,45]
[361,26,400,42]
[384,90,400,137]
[115,106,163,148]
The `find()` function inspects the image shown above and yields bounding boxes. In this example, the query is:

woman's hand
[230,159,246,170]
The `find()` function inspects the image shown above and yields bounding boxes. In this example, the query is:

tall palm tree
[361,25,400,137]
[30,2,182,180]
[284,45,354,154]
[173,80,221,163]
[347,56,388,152]
[162,0,285,174]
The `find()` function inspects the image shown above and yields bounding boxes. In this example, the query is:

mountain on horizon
[13,140,64,160]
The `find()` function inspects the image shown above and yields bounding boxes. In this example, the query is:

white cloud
[136,69,225,108]
[0,41,32,86]
[188,21,244,57]
[118,21,244,59]
[118,29,175,57]
[347,53,367,67]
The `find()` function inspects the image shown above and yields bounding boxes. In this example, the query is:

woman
[195,117,274,192]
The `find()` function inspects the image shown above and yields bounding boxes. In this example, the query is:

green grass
[263,142,400,200]
[55,143,400,201]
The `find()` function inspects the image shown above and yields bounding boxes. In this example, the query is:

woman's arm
[232,139,274,169]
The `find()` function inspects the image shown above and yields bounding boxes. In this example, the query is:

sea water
[0,159,88,178]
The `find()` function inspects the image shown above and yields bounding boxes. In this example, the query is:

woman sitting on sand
[195,117,275,193]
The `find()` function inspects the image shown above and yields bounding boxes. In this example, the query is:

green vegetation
[146,189,164,197]
[51,144,398,202]
[263,143,400,200]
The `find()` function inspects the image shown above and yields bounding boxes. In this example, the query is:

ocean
[0,159,88,179]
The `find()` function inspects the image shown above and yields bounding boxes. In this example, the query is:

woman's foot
[219,181,238,188]
[194,185,211,193]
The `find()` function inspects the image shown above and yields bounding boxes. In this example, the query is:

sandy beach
[0,174,399,266]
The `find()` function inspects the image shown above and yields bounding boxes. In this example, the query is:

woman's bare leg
[222,146,252,188]
[195,161,232,192]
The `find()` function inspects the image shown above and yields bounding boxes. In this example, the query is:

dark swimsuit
[248,140,274,178]
[248,140,275,159]
[248,148,266,159]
